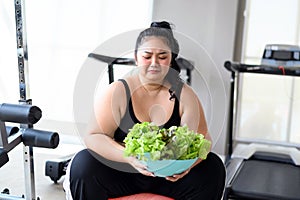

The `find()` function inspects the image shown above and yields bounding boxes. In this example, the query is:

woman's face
[136,36,172,83]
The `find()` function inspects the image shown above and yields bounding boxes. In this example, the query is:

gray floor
[0,135,84,200]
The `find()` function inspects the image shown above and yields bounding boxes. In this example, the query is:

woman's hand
[165,168,191,182]
[126,156,155,177]
[166,158,203,182]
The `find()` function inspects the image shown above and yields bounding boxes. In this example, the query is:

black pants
[69,149,225,200]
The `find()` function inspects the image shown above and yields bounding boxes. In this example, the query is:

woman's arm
[180,84,210,140]
[181,84,212,163]
[84,81,153,176]
[166,84,210,182]
[84,81,127,162]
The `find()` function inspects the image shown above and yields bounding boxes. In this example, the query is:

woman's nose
[150,57,158,66]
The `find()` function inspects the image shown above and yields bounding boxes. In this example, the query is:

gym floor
[0,124,226,200]
[0,133,84,199]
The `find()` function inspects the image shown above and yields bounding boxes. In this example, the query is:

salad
[123,122,211,161]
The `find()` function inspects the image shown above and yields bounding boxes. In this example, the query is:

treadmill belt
[231,160,300,200]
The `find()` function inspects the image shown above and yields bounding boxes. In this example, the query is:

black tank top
[114,79,183,143]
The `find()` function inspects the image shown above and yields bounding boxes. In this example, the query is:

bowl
[140,154,198,177]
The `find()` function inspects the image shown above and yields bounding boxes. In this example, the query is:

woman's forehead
[138,36,171,52]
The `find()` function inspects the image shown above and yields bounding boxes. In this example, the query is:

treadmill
[223,44,300,200]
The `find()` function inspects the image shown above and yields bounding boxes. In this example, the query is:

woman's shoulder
[180,83,199,102]
[106,77,137,96]
[101,80,121,92]
[181,82,194,94]
[95,80,128,101]
[108,76,135,89]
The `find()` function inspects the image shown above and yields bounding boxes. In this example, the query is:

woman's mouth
[148,70,161,74]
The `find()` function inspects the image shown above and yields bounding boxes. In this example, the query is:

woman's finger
[127,156,146,168]
[166,169,189,182]
[133,160,147,169]
[139,168,155,177]
[127,157,155,177]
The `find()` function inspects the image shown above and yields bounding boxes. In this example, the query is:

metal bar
[20,101,36,200]
[14,0,30,101]
[233,0,247,62]
[88,53,136,84]
[224,60,300,76]
[5,132,23,152]
[23,145,35,199]
[0,121,8,147]
[234,73,243,146]
[108,64,114,84]
[228,72,242,159]
[225,71,235,161]
[286,78,295,142]
[88,53,136,65]
[14,0,37,199]
[186,69,191,85]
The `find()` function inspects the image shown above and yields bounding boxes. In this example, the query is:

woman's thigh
[69,150,225,200]
[69,149,144,199]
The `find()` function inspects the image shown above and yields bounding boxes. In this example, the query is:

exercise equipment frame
[223,61,300,200]
[0,0,60,199]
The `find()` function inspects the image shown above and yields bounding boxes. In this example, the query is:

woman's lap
[68,149,225,200]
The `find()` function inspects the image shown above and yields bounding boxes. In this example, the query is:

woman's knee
[208,152,225,170]
[69,149,101,179]
[205,152,226,180]
[203,152,226,198]
[190,152,225,199]
[189,153,225,190]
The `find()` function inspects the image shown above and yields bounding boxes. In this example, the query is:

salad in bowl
[123,122,211,177]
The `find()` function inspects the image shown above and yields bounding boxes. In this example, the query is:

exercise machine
[0,0,60,199]
[0,104,59,199]
[224,44,300,200]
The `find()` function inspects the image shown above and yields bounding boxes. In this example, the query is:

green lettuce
[123,122,211,161]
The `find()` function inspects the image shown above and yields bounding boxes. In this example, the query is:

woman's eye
[159,57,167,60]
[143,56,151,59]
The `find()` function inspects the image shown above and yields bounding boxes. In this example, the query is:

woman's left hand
[165,168,190,182]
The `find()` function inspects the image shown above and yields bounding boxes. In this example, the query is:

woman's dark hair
[135,21,183,100]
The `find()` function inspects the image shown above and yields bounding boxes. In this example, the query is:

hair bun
[150,21,172,30]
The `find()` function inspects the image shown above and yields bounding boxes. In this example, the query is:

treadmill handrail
[224,60,300,76]
[88,53,195,84]
[88,53,136,65]
[88,53,195,70]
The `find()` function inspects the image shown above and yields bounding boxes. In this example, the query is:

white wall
[0,0,153,136]
[152,0,238,155]
[0,0,238,155]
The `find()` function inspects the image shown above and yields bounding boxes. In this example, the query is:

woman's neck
[142,83,163,92]
[138,75,166,95]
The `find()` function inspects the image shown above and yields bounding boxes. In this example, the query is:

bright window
[0,0,153,122]
[237,0,300,145]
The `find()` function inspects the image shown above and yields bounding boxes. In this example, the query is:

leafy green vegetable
[123,122,211,161]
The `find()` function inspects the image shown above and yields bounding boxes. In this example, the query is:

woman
[64,21,225,200]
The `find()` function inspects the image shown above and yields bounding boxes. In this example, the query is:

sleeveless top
[114,79,184,143]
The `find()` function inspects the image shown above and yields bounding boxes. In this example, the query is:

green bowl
[141,154,197,177]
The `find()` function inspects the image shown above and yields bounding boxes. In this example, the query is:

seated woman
[63,21,226,200]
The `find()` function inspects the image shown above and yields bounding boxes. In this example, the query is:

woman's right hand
[126,156,155,177]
